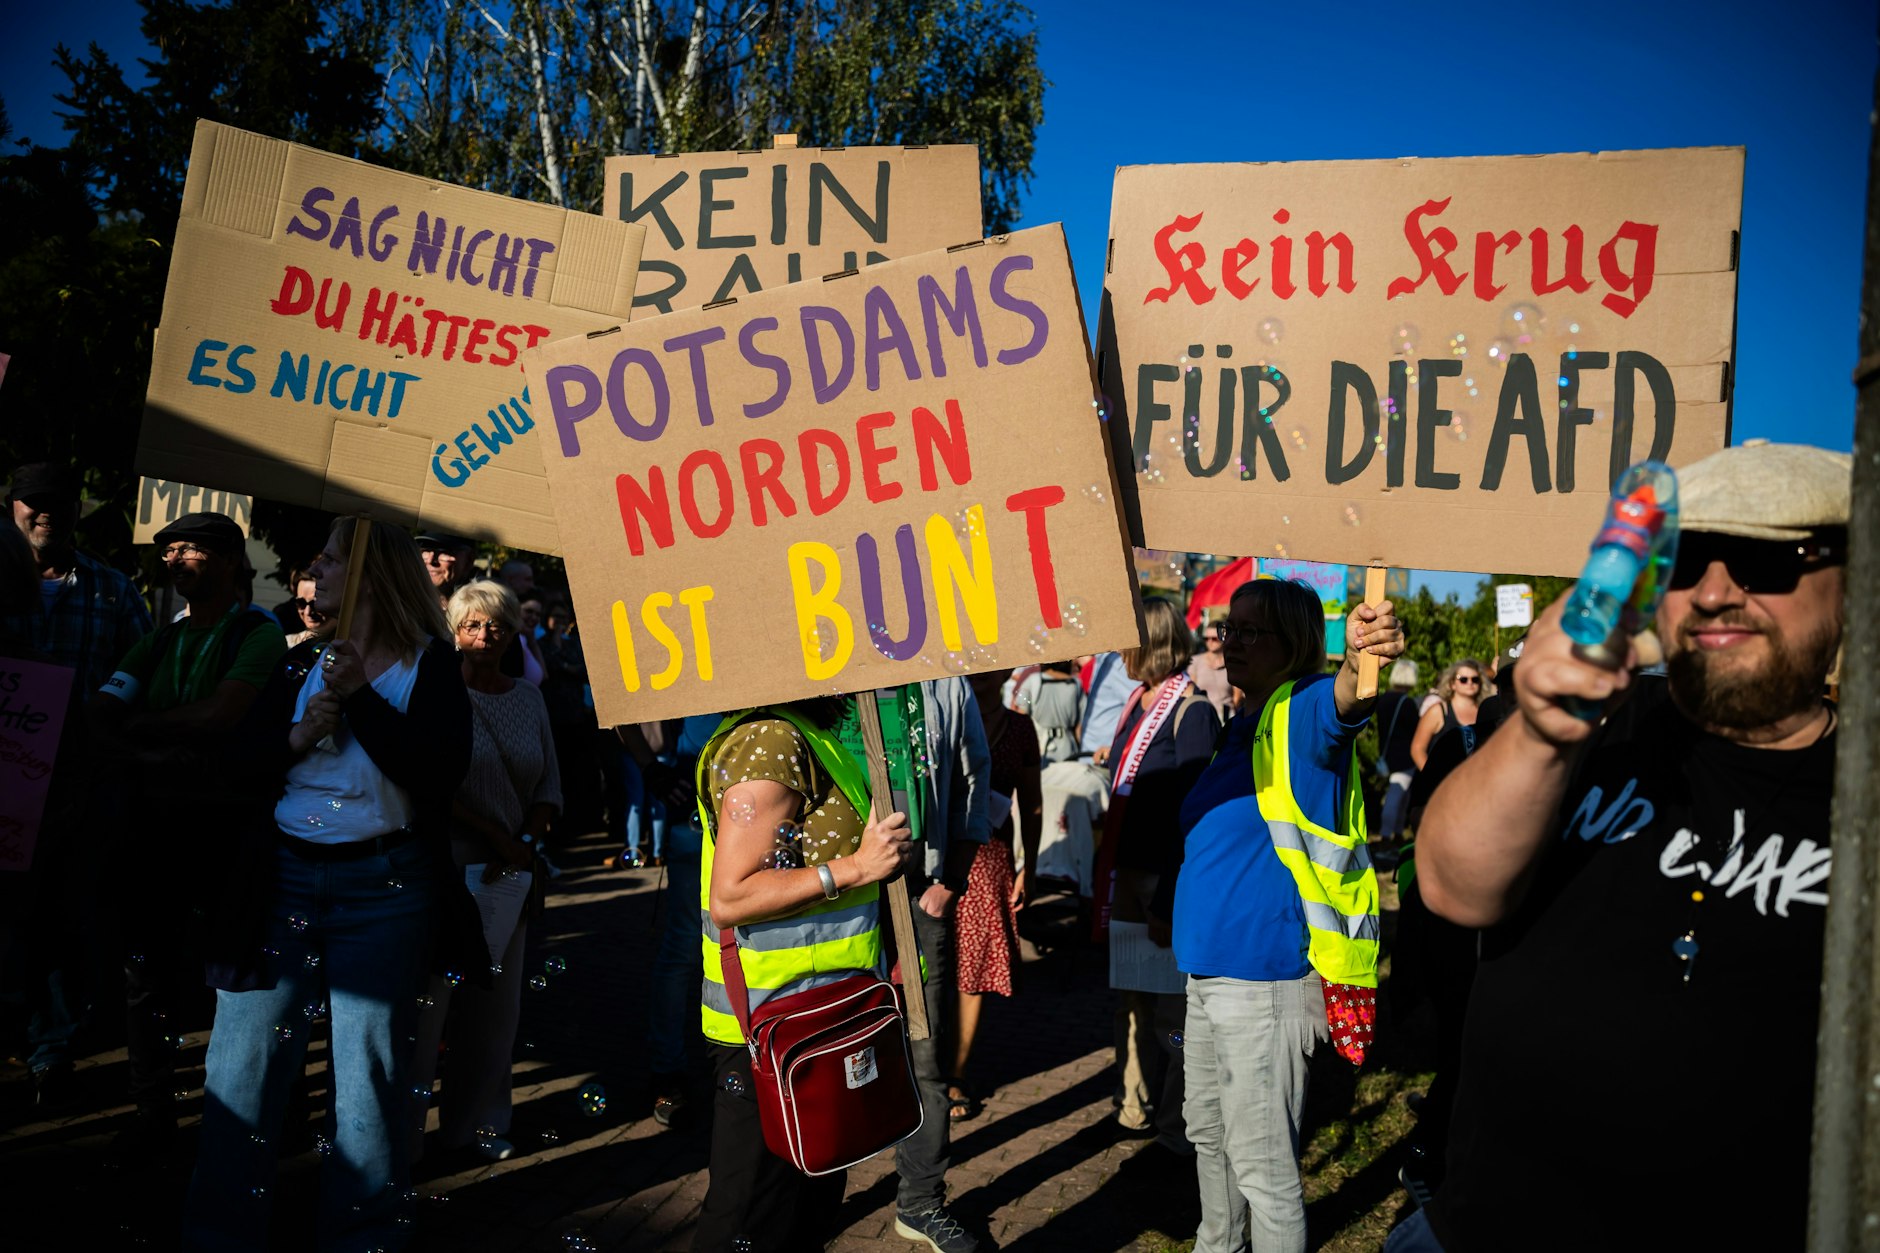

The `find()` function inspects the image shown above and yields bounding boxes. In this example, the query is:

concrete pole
[1809,19,1880,1249]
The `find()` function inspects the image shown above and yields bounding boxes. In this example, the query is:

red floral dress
[955,710,1036,996]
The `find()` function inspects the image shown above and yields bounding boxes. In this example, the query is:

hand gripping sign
[522,225,1143,726]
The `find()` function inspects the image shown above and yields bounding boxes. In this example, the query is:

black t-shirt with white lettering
[1427,677,1834,1252]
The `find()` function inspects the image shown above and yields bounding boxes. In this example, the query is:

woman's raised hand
[851,809,913,886]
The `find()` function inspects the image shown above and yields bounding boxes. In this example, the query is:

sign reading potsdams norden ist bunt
[1100,148,1742,576]
[522,226,1140,726]
[138,121,646,552]
[605,145,981,314]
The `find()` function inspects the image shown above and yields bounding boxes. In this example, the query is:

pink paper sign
[0,657,75,871]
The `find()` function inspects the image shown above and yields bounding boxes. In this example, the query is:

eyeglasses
[1216,622,1267,647]
[458,619,511,637]
[1454,675,1482,687]
[1669,534,1844,595]
[160,542,213,561]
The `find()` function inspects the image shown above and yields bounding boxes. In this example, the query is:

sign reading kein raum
[606,144,982,315]
[1100,147,1741,576]
[138,120,647,553]
[522,226,1141,725]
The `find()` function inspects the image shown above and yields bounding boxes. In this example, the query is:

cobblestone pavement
[2,830,1418,1251]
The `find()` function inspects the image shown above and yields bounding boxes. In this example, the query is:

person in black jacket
[184,519,472,1253]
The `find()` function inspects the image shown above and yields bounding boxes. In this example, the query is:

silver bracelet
[817,862,840,900]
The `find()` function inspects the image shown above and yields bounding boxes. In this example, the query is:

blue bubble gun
[1559,460,1680,674]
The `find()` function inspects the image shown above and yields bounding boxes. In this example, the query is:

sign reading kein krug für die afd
[605,144,983,315]
[522,227,1141,726]
[1099,147,1742,576]
[137,120,647,553]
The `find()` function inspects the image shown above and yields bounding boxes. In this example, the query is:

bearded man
[1394,441,1849,1252]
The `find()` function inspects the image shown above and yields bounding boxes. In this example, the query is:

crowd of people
[0,437,1854,1253]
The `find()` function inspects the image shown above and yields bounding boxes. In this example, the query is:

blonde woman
[186,520,472,1252]
[408,581,560,1163]
[1411,659,1486,769]
[1099,598,1219,1145]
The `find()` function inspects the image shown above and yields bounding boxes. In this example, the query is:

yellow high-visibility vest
[1252,680,1381,987]
[695,708,882,1045]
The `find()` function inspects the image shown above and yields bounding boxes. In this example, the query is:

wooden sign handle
[856,690,931,1042]
[1355,565,1388,700]
[335,518,373,639]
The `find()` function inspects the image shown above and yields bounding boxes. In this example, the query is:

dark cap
[154,511,246,555]
[6,462,79,503]
[413,530,473,551]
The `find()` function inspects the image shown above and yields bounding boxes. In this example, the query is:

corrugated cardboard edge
[552,214,647,319]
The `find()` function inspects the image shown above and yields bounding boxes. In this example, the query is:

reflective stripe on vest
[1252,680,1381,987]
[695,707,882,1045]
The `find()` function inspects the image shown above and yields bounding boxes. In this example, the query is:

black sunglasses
[1668,533,1844,595]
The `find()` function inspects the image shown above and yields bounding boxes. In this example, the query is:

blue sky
[5,0,1874,601]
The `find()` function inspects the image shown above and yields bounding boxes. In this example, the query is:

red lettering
[1471,230,1522,301]
[677,450,733,539]
[1004,486,1067,628]
[488,325,523,368]
[387,313,419,356]
[462,317,496,364]
[1270,210,1294,300]
[1221,238,1260,300]
[1145,213,1215,305]
[358,288,397,344]
[799,428,852,516]
[1305,232,1356,296]
[1530,225,1593,296]
[856,411,902,504]
[912,399,973,491]
[271,266,314,316]
[739,439,797,526]
[1598,221,1658,319]
[614,469,673,556]
[1387,198,1466,299]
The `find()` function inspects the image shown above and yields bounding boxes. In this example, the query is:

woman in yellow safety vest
[1149,577,1405,1253]
[692,697,915,1253]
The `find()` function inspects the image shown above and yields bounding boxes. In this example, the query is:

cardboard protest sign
[132,477,254,544]
[1100,147,1741,576]
[0,658,74,871]
[605,145,982,315]
[1258,558,1348,614]
[138,120,647,553]
[522,225,1140,725]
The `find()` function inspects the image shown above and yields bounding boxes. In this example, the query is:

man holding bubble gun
[1391,442,1850,1253]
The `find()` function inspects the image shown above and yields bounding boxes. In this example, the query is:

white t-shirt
[275,652,423,844]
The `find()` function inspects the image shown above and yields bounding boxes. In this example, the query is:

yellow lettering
[641,592,684,690]
[679,585,716,682]
[923,505,998,651]
[609,600,641,693]
[786,541,854,681]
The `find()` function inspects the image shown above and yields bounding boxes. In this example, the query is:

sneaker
[651,1077,689,1129]
[470,1135,515,1162]
[895,1204,983,1253]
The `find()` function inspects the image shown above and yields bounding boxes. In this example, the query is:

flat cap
[1679,439,1851,542]
[154,511,246,554]
[6,462,78,503]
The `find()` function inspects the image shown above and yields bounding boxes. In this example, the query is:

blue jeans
[185,839,439,1252]
[1383,1208,1446,1251]
[619,753,669,859]
[645,821,701,1078]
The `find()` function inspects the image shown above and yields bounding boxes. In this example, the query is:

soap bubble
[723,1073,748,1097]
[1168,1030,1184,1049]
[315,1134,334,1157]
[274,1024,294,1042]
[1290,429,1309,453]
[1503,301,1545,343]
[475,1125,498,1144]
[1257,317,1284,345]
[1449,410,1471,443]
[1390,324,1419,356]
[1343,503,1363,527]
[1447,332,1468,358]
[577,1083,608,1116]
[386,878,403,890]
[444,970,464,988]
[251,1187,268,1200]
[725,795,757,825]
[303,1002,327,1021]
[1063,598,1090,638]
[1027,623,1052,655]
[411,1085,431,1101]
[540,1130,560,1146]
[1081,482,1108,505]
[1486,337,1514,366]
[941,650,970,674]
[529,975,549,992]
[544,956,567,975]
[288,913,309,933]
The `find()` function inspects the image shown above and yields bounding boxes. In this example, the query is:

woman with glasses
[186,520,473,1252]
[407,581,560,1163]
[283,567,327,646]
[1410,660,1486,770]
[1158,577,1403,1253]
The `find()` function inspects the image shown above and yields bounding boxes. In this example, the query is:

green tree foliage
[2,0,1043,576]
[372,0,1045,226]
[1392,574,1574,690]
